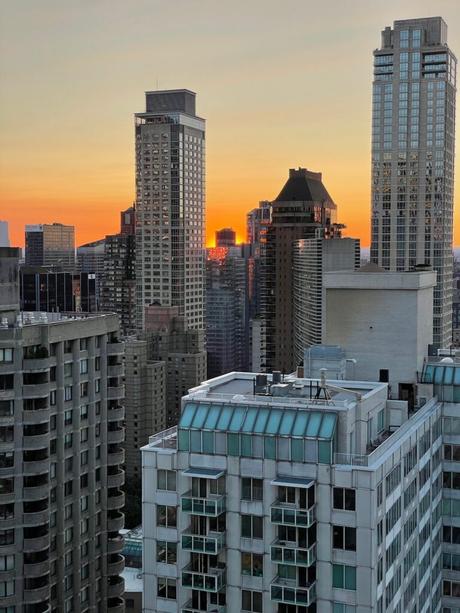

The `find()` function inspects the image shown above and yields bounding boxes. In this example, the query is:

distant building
[293,236,360,365]
[142,304,207,427]
[215,227,236,248]
[370,17,457,348]
[324,265,436,407]
[0,221,10,247]
[260,168,342,373]
[101,207,136,335]
[25,223,75,271]
[77,238,105,305]
[135,90,205,331]
[206,245,249,377]
[122,526,143,613]
[0,247,125,612]
[20,266,97,312]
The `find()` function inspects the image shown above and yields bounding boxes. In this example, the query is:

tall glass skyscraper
[370,18,457,348]
[135,90,205,331]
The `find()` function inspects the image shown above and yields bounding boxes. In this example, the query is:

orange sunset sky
[1,0,459,248]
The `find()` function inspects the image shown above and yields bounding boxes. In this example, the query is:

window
[333,525,356,551]
[0,555,14,571]
[241,514,263,539]
[0,530,14,545]
[157,470,176,491]
[0,349,13,363]
[332,564,356,590]
[385,465,401,495]
[80,359,88,374]
[443,580,460,598]
[157,577,176,600]
[242,590,262,612]
[333,604,356,613]
[64,386,72,401]
[241,552,263,576]
[333,488,355,511]
[156,505,176,528]
[156,541,177,564]
[242,478,263,501]
[0,581,14,597]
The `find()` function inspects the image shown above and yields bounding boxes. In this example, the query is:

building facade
[215,228,236,248]
[25,224,76,271]
[0,247,125,613]
[77,239,106,307]
[292,237,360,365]
[135,90,205,331]
[260,168,340,373]
[0,222,9,248]
[370,17,457,349]
[142,368,452,612]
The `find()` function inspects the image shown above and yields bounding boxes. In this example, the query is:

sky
[0,0,459,248]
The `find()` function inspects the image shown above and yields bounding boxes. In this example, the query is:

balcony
[107,511,124,533]
[107,535,124,554]
[107,597,125,613]
[107,427,124,445]
[23,459,49,475]
[23,357,52,371]
[23,533,49,552]
[23,408,50,425]
[108,364,124,377]
[107,385,125,400]
[271,541,316,567]
[107,553,125,576]
[22,383,50,399]
[107,469,125,489]
[182,530,225,555]
[270,577,316,606]
[270,502,315,528]
[181,492,226,517]
[23,433,49,451]
[23,559,50,578]
[182,602,226,613]
[23,582,50,603]
[107,406,124,421]
[23,510,50,527]
[107,575,125,598]
[182,563,226,593]
[107,447,125,465]
[107,490,125,510]
[107,342,124,354]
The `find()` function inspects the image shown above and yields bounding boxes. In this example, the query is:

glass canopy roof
[421,363,460,385]
[179,402,337,440]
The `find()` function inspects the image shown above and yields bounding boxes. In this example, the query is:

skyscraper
[77,238,106,306]
[25,223,76,271]
[135,89,205,331]
[215,228,236,248]
[260,168,341,373]
[0,221,9,248]
[370,17,457,349]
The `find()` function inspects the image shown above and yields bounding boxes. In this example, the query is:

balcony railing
[270,502,315,528]
[182,563,226,593]
[182,601,226,613]
[270,577,316,606]
[181,492,226,517]
[270,541,316,567]
[182,530,225,555]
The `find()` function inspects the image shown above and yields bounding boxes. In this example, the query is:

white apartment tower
[370,17,457,348]
[135,90,206,331]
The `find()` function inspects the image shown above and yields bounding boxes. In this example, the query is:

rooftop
[274,168,336,206]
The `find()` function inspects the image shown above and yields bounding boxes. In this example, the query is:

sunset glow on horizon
[1,1,459,249]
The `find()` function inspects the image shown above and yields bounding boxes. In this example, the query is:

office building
[260,168,341,373]
[370,17,457,349]
[135,90,205,331]
[0,247,125,612]
[142,305,206,428]
[292,237,360,365]
[101,207,136,335]
[124,338,166,482]
[206,246,249,378]
[323,266,436,407]
[25,223,76,271]
[215,228,236,248]
[20,267,97,313]
[0,222,9,248]
[142,365,450,612]
[77,238,106,306]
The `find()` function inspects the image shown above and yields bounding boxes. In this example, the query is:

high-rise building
[0,221,10,248]
[292,237,360,364]
[142,366,449,612]
[123,338,166,482]
[135,90,205,331]
[0,247,125,612]
[215,228,236,248]
[206,246,249,378]
[20,267,97,313]
[25,223,76,271]
[260,168,341,373]
[370,17,457,349]
[101,207,136,335]
[141,305,206,427]
[77,238,106,306]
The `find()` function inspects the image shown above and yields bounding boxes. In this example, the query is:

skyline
[1,0,459,248]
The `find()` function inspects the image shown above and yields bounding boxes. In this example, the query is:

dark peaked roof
[274,167,335,205]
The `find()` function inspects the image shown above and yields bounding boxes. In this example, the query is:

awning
[182,467,225,480]
[271,476,315,489]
